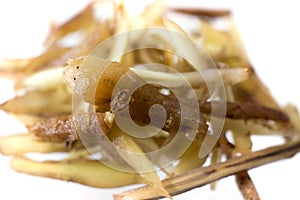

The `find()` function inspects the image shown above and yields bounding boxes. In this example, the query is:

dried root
[0,1,299,200]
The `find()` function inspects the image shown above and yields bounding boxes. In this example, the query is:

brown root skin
[28,115,78,143]
[170,8,231,17]
[126,84,289,135]
[236,171,261,200]
[28,113,113,143]
[28,87,290,144]
[127,84,208,137]
[31,79,289,144]
[220,136,260,200]
[232,72,281,110]
[200,101,290,122]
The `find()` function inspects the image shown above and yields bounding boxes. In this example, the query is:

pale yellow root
[0,134,68,155]
[11,156,143,188]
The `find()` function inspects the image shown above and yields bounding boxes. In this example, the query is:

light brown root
[236,171,261,200]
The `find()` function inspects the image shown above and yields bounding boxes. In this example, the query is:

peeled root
[11,157,143,188]
[0,134,68,155]
[130,67,251,88]
[109,124,171,199]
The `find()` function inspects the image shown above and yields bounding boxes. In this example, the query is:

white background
[0,0,300,199]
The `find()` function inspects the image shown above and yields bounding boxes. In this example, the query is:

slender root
[115,139,300,199]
